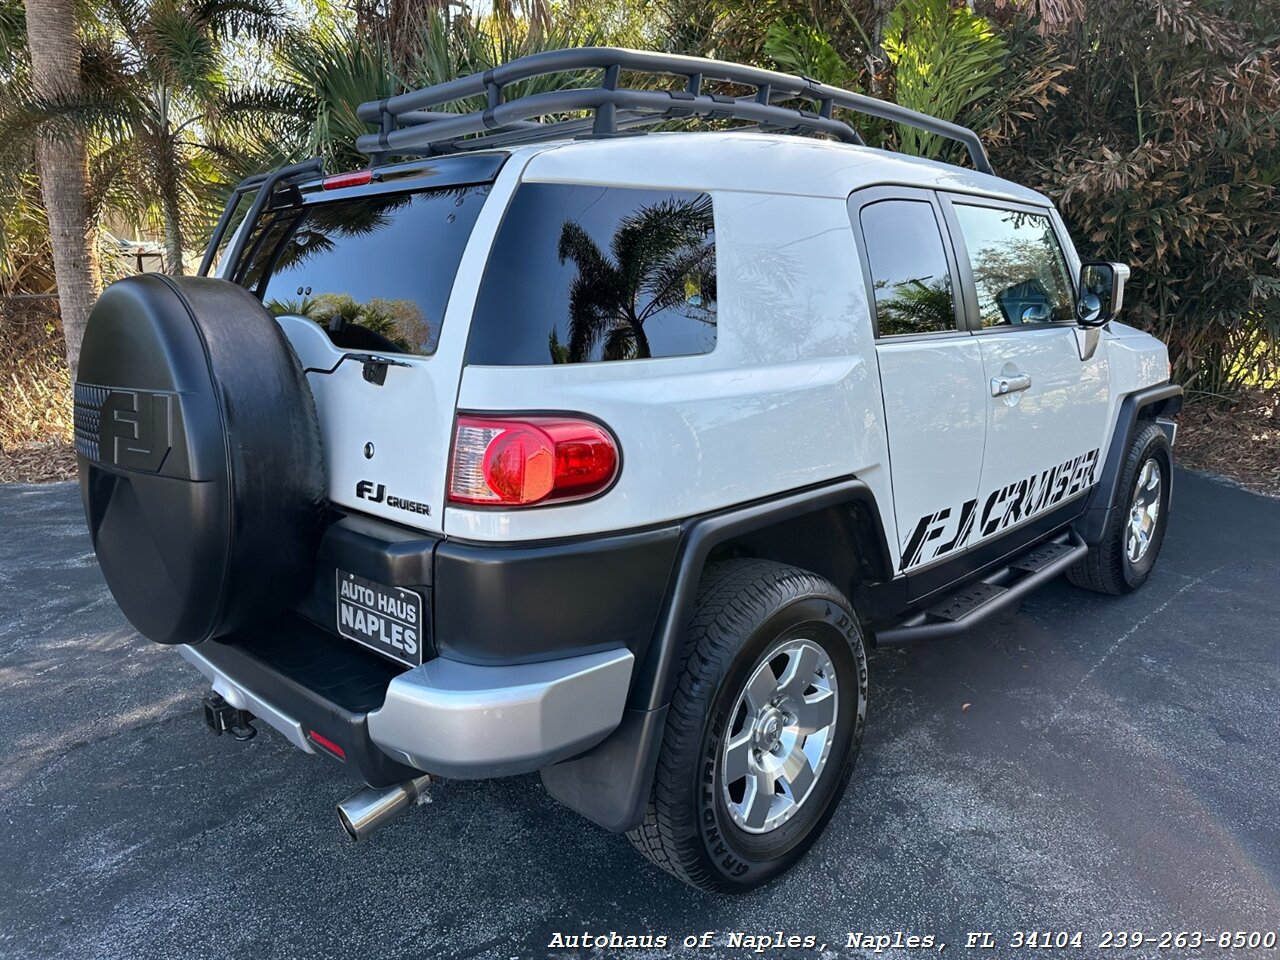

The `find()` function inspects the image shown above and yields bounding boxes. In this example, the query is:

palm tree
[556,195,716,362]
[76,0,293,275]
[18,0,101,376]
[272,11,597,172]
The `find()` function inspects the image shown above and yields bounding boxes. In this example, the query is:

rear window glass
[234,185,490,355]
[467,184,716,365]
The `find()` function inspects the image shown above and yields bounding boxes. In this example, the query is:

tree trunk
[25,0,101,379]
[160,179,185,276]
[630,316,651,359]
[868,0,895,97]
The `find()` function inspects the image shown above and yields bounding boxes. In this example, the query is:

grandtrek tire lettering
[355,480,431,516]
[899,447,1100,571]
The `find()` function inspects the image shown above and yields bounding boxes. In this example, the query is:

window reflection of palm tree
[555,196,715,362]
[269,193,411,275]
[241,186,482,284]
[875,276,954,335]
[249,186,483,352]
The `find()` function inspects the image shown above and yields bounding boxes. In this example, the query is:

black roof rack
[354,46,993,175]
[198,157,325,277]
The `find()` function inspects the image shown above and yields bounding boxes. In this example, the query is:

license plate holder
[335,570,424,668]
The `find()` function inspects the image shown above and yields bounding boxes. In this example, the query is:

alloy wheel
[1127,458,1163,564]
[720,638,838,834]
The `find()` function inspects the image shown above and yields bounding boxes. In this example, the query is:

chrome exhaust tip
[337,774,433,842]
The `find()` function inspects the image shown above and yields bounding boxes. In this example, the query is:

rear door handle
[991,372,1032,397]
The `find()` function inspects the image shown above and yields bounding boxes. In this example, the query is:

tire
[75,274,327,645]
[626,559,868,892]
[1068,421,1172,595]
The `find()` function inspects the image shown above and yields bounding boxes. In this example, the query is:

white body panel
[449,189,895,545]
[875,336,987,573]
[269,151,539,534]
[972,327,1111,543]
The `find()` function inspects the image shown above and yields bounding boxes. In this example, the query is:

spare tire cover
[74,274,326,645]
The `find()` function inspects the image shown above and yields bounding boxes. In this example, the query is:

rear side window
[860,199,957,337]
[234,185,491,355]
[467,184,716,365]
[952,204,1074,327]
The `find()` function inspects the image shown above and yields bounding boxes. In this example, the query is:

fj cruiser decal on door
[899,447,1100,572]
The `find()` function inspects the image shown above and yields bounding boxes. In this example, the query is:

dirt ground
[0,440,77,484]
[1174,388,1279,496]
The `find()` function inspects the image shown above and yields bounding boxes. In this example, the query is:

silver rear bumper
[366,648,634,778]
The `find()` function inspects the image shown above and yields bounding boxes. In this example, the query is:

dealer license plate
[335,570,424,668]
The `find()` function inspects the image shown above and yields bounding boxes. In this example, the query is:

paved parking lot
[1,470,1277,960]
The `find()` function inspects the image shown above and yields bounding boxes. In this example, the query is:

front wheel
[627,560,867,893]
[1069,421,1173,595]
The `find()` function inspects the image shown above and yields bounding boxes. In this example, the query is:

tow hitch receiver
[203,694,257,741]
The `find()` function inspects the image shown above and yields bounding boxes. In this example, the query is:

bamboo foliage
[882,0,1005,159]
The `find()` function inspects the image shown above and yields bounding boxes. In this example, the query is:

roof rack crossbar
[427,92,869,156]
[359,86,861,157]
[353,47,992,174]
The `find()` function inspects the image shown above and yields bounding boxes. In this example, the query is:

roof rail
[353,47,993,175]
[198,157,325,277]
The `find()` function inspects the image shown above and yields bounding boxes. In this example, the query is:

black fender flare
[540,477,890,833]
[1076,383,1183,545]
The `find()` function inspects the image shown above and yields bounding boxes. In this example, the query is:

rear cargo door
[223,155,522,533]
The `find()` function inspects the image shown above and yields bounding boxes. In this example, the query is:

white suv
[72,48,1181,892]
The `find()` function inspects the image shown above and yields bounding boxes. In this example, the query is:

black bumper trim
[432,524,681,665]
[193,616,421,787]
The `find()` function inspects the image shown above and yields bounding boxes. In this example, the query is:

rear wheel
[626,560,867,892]
[1069,421,1172,595]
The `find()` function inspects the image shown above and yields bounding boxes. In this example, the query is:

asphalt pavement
[1,470,1277,960]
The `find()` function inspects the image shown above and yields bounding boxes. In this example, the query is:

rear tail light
[449,415,619,506]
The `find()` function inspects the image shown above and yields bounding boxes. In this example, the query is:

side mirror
[1076,261,1130,327]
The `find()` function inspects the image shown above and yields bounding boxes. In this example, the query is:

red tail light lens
[449,416,619,506]
[322,169,373,190]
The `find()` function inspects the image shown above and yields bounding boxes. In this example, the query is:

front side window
[234,184,491,355]
[860,199,957,337]
[467,184,716,365]
[952,204,1074,327]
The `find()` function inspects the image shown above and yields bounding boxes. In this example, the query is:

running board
[875,531,1087,646]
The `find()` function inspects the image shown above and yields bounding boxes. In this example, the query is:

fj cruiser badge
[355,479,431,516]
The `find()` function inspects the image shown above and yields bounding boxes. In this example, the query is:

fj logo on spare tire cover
[74,384,175,473]
[356,479,431,515]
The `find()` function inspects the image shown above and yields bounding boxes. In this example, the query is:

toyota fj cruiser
[73,48,1181,892]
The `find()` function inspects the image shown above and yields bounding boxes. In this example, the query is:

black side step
[875,531,1087,645]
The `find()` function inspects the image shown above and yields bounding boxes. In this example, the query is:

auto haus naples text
[337,576,419,657]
